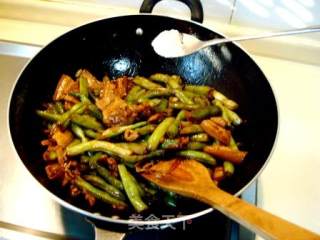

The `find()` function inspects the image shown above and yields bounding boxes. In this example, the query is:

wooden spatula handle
[204,187,320,240]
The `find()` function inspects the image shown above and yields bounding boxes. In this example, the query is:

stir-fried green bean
[185,85,211,95]
[36,110,61,122]
[212,90,238,110]
[153,99,168,112]
[118,164,148,212]
[190,133,209,142]
[135,124,156,136]
[84,129,100,139]
[96,164,124,190]
[71,123,88,142]
[223,161,235,176]
[116,142,147,155]
[79,76,89,97]
[133,76,162,90]
[167,75,182,89]
[137,88,173,102]
[71,114,103,131]
[54,102,65,114]
[101,121,147,139]
[61,102,87,124]
[164,191,177,208]
[177,150,216,165]
[147,117,175,151]
[66,140,132,157]
[215,100,242,125]
[126,85,142,103]
[86,152,105,169]
[229,136,238,150]
[169,102,201,110]
[71,92,103,120]
[174,89,193,105]
[75,176,127,208]
[180,124,204,135]
[191,105,220,120]
[149,73,170,83]
[187,142,206,150]
[121,150,165,163]
[167,110,187,138]
[161,139,182,149]
[38,70,246,214]
[84,175,126,201]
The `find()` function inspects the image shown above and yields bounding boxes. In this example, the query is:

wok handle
[204,187,320,240]
[94,227,126,240]
[86,218,126,240]
[139,0,204,23]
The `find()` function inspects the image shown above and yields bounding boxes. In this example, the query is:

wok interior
[9,15,277,221]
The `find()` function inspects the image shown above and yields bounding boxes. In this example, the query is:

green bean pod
[212,90,238,110]
[153,99,168,112]
[160,139,181,149]
[79,76,89,98]
[167,75,182,89]
[121,150,165,163]
[86,152,105,169]
[116,142,148,155]
[167,110,187,138]
[184,85,211,95]
[66,140,132,157]
[71,123,88,142]
[126,85,142,103]
[96,164,124,190]
[186,142,206,150]
[101,121,147,139]
[135,124,157,136]
[75,176,127,209]
[147,117,175,151]
[71,114,103,131]
[84,129,100,139]
[133,76,162,90]
[169,102,201,110]
[54,102,65,114]
[180,124,204,135]
[177,150,216,165]
[71,92,103,120]
[190,105,220,120]
[190,133,209,142]
[229,136,239,150]
[84,175,126,201]
[149,73,170,83]
[60,102,87,124]
[137,88,173,102]
[36,110,62,122]
[174,89,193,105]
[118,164,148,212]
[223,161,235,176]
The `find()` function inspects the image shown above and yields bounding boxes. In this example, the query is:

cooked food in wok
[36,69,247,213]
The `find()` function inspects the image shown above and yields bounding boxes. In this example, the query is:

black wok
[9,0,278,238]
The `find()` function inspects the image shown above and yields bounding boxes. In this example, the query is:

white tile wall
[232,0,320,29]
[226,0,320,63]
[0,0,318,64]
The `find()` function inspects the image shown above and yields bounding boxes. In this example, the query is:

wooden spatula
[139,159,320,240]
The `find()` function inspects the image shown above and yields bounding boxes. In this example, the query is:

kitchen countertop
[253,56,320,238]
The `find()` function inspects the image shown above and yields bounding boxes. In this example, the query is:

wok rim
[7,13,279,226]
